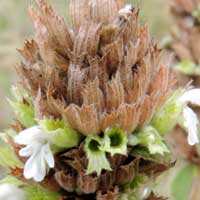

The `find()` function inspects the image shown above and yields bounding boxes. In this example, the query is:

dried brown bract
[10,0,177,199]
[170,0,200,75]
[17,0,175,136]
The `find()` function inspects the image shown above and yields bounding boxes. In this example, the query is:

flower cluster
[0,0,200,200]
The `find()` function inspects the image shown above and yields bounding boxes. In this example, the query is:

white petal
[19,145,34,157]
[23,143,43,180]
[183,106,200,145]
[23,153,39,180]
[23,143,52,182]
[0,184,27,200]
[43,144,55,168]
[33,153,46,182]
[14,126,44,145]
[178,89,200,106]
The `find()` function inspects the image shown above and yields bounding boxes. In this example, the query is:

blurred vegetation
[0,0,172,129]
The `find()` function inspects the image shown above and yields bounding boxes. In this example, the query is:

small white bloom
[0,184,27,200]
[183,107,199,145]
[177,89,200,145]
[15,126,55,182]
[119,4,133,15]
[178,88,200,106]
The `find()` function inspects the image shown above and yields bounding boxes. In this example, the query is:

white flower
[177,89,200,145]
[14,126,55,182]
[0,184,27,200]
[183,107,199,145]
[178,89,200,106]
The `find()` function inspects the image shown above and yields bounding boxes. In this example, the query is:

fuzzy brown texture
[12,0,176,199]
[53,144,171,199]
[169,0,200,162]
[169,0,200,85]
[17,0,175,136]
[170,0,200,64]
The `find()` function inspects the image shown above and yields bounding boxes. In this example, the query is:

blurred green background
[0,0,172,129]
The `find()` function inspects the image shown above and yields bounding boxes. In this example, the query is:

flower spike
[1,0,188,199]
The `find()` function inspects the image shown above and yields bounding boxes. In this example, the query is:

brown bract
[169,0,200,87]
[170,0,200,66]
[17,0,175,136]
[169,0,200,163]
[54,145,136,195]
[168,126,200,165]
[54,144,171,199]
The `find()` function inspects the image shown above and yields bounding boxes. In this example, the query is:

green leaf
[130,146,172,164]
[0,176,61,200]
[40,119,81,150]
[0,175,25,187]
[193,5,200,22]
[102,127,127,156]
[128,126,169,155]
[0,133,23,168]
[174,61,200,76]
[11,86,29,102]
[8,100,36,128]
[6,129,17,137]
[24,186,60,200]
[84,136,111,176]
[151,89,184,135]
[171,164,197,200]
[8,86,36,128]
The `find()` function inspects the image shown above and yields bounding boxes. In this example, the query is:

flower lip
[177,88,200,106]
[14,126,45,145]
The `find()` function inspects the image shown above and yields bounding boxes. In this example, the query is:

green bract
[8,87,36,128]
[130,146,171,164]
[151,89,184,135]
[128,126,169,155]
[40,119,80,150]
[193,5,200,22]
[174,61,200,76]
[24,186,60,200]
[0,133,23,168]
[11,86,29,102]
[9,101,36,128]
[102,127,127,156]
[0,175,24,187]
[84,136,111,175]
